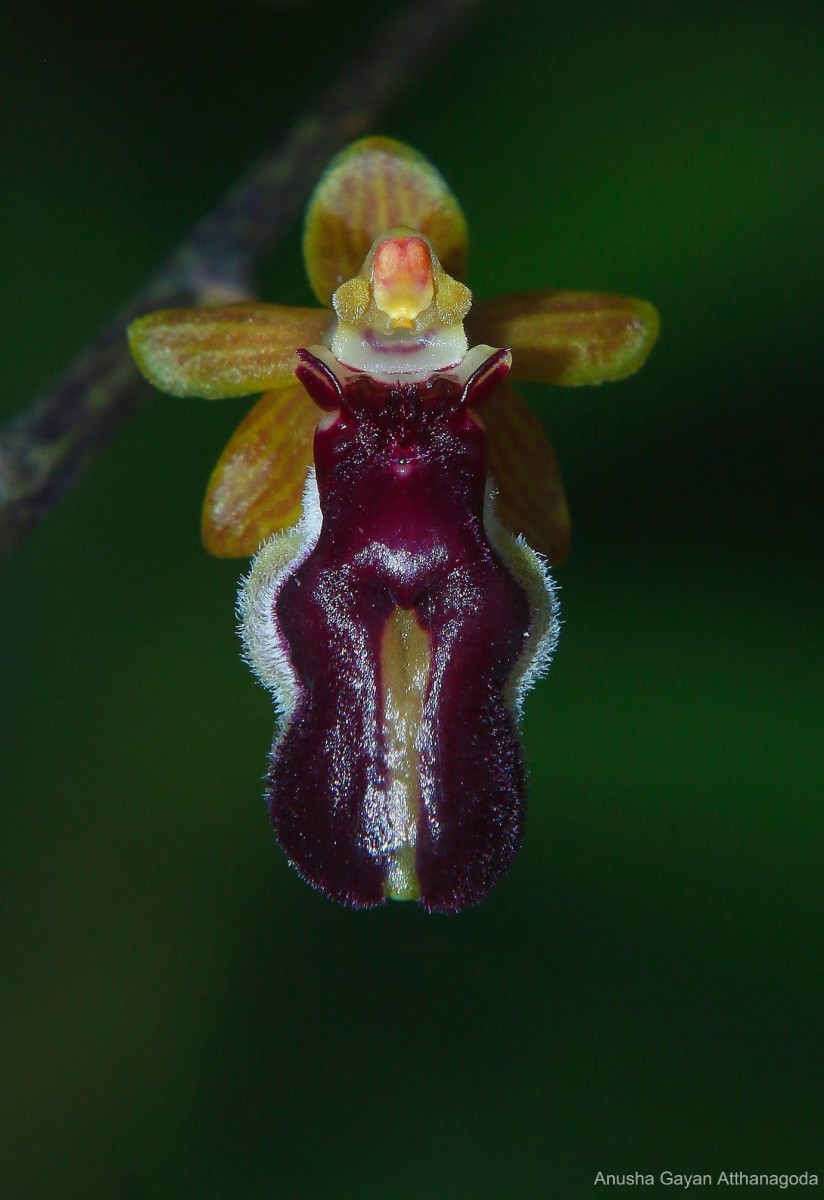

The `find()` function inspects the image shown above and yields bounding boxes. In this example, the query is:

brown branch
[0,0,485,554]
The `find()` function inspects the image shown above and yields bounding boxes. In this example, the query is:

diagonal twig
[0,0,485,555]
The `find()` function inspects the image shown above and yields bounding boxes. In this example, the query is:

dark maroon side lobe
[268,353,531,911]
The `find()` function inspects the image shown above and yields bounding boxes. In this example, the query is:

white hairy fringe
[236,470,558,727]
[483,480,561,720]
[237,470,322,724]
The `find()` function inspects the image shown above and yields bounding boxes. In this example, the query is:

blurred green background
[2,2,821,1196]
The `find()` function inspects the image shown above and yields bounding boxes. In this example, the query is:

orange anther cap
[371,236,435,326]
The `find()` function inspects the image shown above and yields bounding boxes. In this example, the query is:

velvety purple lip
[266,348,531,913]
[391,445,429,463]
[389,454,427,478]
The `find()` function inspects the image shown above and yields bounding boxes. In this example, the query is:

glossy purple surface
[267,350,531,912]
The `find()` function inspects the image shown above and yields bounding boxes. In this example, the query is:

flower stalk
[0,0,486,555]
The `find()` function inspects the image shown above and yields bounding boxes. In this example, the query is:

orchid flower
[128,137,658,912]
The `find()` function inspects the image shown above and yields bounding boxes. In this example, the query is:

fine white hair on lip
[237,470,323,724]
[238,472,558,727]
[482,480,560,720]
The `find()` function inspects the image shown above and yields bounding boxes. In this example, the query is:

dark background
[2,2,821,1196]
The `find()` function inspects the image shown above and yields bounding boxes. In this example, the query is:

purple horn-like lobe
[248,346,551,912]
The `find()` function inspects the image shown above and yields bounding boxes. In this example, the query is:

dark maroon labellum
[240,347,557,912]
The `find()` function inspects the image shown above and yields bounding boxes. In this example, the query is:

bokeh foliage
[1,1,821,1196]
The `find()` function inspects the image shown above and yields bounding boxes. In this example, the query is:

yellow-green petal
[202,382,318,557]
[128,304,330,399]
[483,381,570,565]
[303,137,469,306]
[469,291,659,387]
